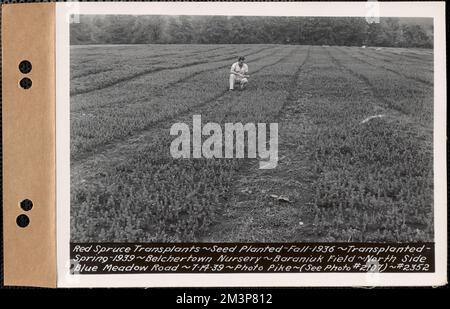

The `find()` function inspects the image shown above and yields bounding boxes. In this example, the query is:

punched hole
[19,60,32,74]
[16,214,30,228]
[19,78,32,90]
[20,199,33,211]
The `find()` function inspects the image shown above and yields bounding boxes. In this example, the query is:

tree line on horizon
[71,15,433,48]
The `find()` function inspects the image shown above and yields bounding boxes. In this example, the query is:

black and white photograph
[69,13,435,244]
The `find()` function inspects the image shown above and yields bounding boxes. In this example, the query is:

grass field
[70,44,433,242]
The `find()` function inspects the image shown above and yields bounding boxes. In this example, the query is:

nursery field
[70,44,433,242]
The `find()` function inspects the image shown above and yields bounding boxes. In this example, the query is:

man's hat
[238,56,245,61]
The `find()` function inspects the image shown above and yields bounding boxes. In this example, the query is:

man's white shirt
[230,62,248,76]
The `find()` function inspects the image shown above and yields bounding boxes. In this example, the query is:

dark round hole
[19,77,32,90]
[19,60,32,74]
[20,199,33,211]
[16,214,30,228]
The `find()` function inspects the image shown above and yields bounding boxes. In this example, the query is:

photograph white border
[56,1,447,287]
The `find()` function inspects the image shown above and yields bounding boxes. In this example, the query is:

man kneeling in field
[229,56,249,90]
